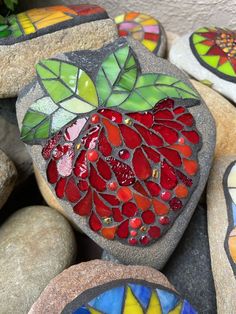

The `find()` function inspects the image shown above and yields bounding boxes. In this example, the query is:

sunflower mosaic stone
[207,156,236,313]
[17,37,215,268]
[115,12,167,57]
[28,260,197,314]
[169,27,236,103]
[0,4,117,98]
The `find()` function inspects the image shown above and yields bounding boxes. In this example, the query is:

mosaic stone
[207,157,236,312]
[0,5,117,98]
[115,12,167,57]
[62,280,197,314]
[17,38,215,268]
[169,27,236,103]
[0,5,108,44]
[223,161,236,275]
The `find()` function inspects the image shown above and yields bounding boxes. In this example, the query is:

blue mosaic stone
[156,287,179,312]
[129,283,152,309]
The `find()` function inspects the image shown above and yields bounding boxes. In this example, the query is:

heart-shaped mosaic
[190,27,236,82]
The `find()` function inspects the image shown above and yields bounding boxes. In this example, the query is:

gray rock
[169,32,236,104]
[0,98,33,183]
[207,156,236,313]
[0,206,77,313]
[0,5,117,98]
[163,206,217,314]
[16,37,215,269]
[0,149,17,210]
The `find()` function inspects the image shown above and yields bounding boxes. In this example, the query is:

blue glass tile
[156,288,179,313]
[88,286,125,314]
[181,299,198,314]
[129,283,151,309]
[73,306,91,314]
[232,202,236,226]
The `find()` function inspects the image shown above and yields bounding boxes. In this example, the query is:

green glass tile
[155,74,179,85]
[21,126,34,141]
[37,64,57,79]
[135,74,157,88]
[115,45,129,65]
[137,86,167,103]
[177,89,196,99]
[118,67,138,91]
[156,86,181,98]
[51,108,76,133]
[192,34,207,44]
[106,92,129,107]
[195,43,211,55]
[102,54,121,86]
[38,60,60,77]
[60,97,95,113]
[173,81,197,96]
[77,70,98,106]
[42,80,72,103]
[95,71,111,102]
[23,110,46,128]
[195,27,210,33]
[126,55,136,69]
[201,55,220,68]
[34,119,50,139]
[218,61,236,77]
[120,91,152,111]
[0,29,11,38]
[0,25,8,31]
[31,97,58,115]
[60,62,78,92]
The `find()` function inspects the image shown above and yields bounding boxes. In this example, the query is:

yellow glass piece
[130,25,143,33]
[142,39,157,52]
[16,6,77,36]
[228,228,236,263]
[146,291,162,314]
[169,302,183,314]
[123,286,144,314]
[88,307,103,314]
[17,13,35,35]
[141,18,157,26]
[115,14,125,24]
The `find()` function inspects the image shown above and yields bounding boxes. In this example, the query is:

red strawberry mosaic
[42,98,201,246]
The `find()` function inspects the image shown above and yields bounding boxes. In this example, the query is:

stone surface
[29,260,176,313]
[0,16,117,97]
[20,0,236,36]
[0,149,17,209]
[207,156,236,314]
[0,205,77,313]
[169,33,236,103]
[0,98,33,183]
[163,205,216,314]
[16,37,215,269]
[190,80,236,158]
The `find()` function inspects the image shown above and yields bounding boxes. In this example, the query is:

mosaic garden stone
[0,4,117,98]
[17,37,215,268]
[0,205,77,313]
[169,27,236,103]
[29,260,197,313]
[115,12,167,57]
[0,149,17,209]
[190,80,236,158]
[207,156,236,313]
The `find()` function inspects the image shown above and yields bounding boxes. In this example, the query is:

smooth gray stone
[16,37,216,269]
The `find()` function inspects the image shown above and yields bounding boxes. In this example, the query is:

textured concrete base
[0,19,117,98]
